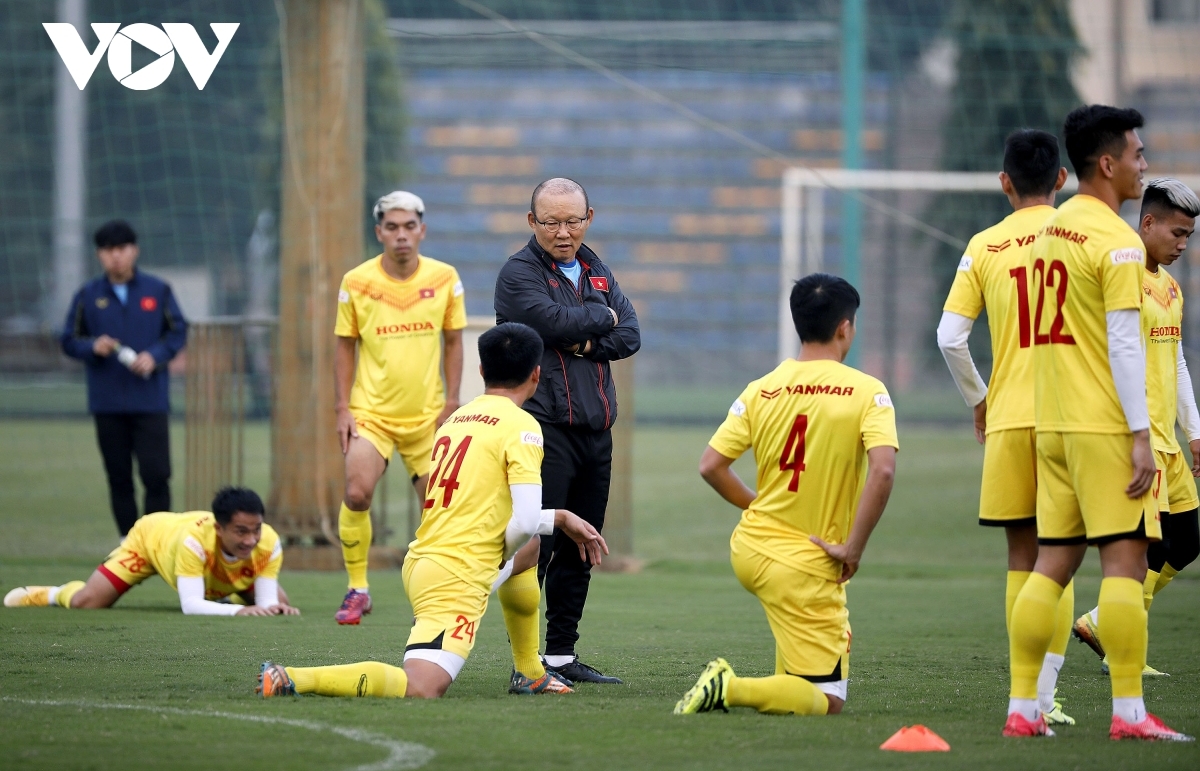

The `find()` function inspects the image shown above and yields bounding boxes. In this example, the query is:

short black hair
[1004,129,1061,198]
[211,486,265,525]
[530,177,589,219]
[93,220,137,249]
[1063,105,1144,180]
[479,322,543,388]
[790,273,860,344]
[1140,177,1200,220]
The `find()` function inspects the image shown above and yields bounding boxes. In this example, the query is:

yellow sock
[338,503,372,590]
[56,580,86,608]
[726,675,828,715]
[286,662,406,698]
[1098,577,1146,698]
[1047,578,1074,656]
[1142,569,1161,610]
[499,566,544,678]
[1009,572,1063,699]
[1005,570,1032,633]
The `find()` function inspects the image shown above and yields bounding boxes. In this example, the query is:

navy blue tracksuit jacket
[60,270,188,414]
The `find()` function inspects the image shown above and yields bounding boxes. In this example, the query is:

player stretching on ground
[258,323,607,698]
[1074,178,1200,676]
[675,274,897,716]
[4,487,298,616]
[333,191,465,625]
[937,129,1075,725]
[1004,105,1190,741]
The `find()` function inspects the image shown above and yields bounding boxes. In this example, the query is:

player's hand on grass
[236,605,276,616]
[1127,430,1156,498]
[972,400,987,444]
[1190,439,1200,477]
[93,335,120,357]
[809,536,861,584]
[268,604,301,616]
[335,407,359,455]
[555,510,608,565]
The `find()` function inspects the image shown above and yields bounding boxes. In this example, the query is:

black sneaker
[546,658,623,684]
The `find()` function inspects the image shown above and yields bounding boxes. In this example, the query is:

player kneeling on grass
[676,274,897,717]
[4,486,298,616]
[257,322,607,700]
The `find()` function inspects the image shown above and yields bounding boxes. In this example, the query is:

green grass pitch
[1,420,1198,770]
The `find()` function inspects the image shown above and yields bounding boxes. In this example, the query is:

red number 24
[424,435,472,510]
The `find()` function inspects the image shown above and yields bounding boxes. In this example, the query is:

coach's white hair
[373,190,425,222]
[1144,177,1200,218]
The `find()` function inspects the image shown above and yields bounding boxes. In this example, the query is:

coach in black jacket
[494,178,640,684]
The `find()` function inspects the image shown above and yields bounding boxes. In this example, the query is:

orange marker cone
[880,725,951,752]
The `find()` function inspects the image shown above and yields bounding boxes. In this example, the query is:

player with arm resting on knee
[1074,177,1200,678]
[1004,104,1191,742]
[676,274,897,717]
[5,486,298,617]
[936,129,1076,726]
[257,323,607,700]
[332,191,466,625]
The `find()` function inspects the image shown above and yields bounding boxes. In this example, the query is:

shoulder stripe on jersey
[345,272,456,314]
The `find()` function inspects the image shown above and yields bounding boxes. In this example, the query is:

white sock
[352,587,369,593]
[491,561,515,594]
[1113,696,1146,724]
[545,654,575,667]
[47,587,61,606]
[1008,698,1040,722]
[1089,607,1099,626]
[1037,653,1065,713]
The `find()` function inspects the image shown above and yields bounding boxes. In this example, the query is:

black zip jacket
[494,236,641,431]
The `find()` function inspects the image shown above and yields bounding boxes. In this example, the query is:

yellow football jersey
[709,358,899,583]
[1143,266,1184,452]
[335,255,468,421]
[1032,194,1145,433]
[943,205,1055,433]
[406,394,544,593]
[130,512,282,599]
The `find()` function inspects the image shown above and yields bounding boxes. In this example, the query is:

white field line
[1,696,435,771]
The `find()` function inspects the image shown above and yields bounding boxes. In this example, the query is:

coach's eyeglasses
[534,216,590,233]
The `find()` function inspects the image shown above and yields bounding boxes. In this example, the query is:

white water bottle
[116,345,151,379]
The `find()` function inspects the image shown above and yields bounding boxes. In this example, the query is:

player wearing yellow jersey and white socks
[938,128,1075,726]
[1005,105,1191,741]
[676,273,897,718]
[332,191,466,626]
[1073,178,1200,679]
[258,323,607,700]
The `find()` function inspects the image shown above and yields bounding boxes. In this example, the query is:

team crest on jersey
[549,278,559,288]
[589,276,609,292]
[729,398,746,416]
[419,288,435,299]
[986,240,1011,253]
[140,296,157,311]
[760,388,782,400]
[874,393,894,408]
[957,255,973,271]
[521,431,543,447]
[1110,248,1143,265]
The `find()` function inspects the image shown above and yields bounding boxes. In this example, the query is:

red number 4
[780,414,808,492]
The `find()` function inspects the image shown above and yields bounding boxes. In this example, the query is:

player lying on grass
[1005,104,1190,741]
[676,273,897,716]
[937,129,1076,726]
[1073,177,1200,677]
[257,322,607,699]
[4,486,298,616]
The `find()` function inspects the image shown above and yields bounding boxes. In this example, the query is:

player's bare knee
[404,677,448,699]
[343,482,373,511]
[824,695,844,715]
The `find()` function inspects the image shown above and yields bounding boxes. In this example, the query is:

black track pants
[94,412,171,535]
